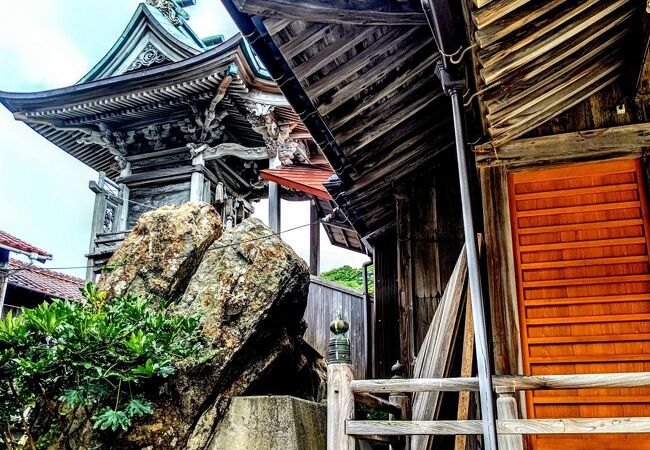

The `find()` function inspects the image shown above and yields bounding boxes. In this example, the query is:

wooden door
[509,159,650,450]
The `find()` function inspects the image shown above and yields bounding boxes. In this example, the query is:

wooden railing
[327,319,650,450]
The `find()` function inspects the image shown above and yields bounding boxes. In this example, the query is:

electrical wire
[7,217,327,273]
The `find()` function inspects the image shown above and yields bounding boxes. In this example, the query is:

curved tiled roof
[8,260,84,301]
[0,230,52,261]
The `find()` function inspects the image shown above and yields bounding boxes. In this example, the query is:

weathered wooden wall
[525,81,644,139]
[373,233,400,379]
[304,276,367,379]
[396,158,465,361]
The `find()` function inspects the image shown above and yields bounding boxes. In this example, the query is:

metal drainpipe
[420,0,498,443]
[361,260,374,379]
[438,63,498,450]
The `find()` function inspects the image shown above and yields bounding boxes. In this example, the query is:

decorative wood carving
[244,101,310,164]
[76,122,129,170]
[188,143,269,161]
[125,43,170,72]
[145,0,186,26]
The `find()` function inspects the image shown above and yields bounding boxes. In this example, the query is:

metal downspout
[449,86,498,450]
[421,0,499,444]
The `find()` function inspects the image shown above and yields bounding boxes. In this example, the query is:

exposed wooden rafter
[232,0,426,25]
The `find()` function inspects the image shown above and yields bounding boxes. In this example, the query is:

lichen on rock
[98,202,222,300]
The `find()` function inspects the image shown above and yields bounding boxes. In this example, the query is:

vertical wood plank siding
[374,233,401,378]
[508,158,650,450]
[304,276,367,379]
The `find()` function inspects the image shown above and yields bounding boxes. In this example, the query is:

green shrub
[321,265,374,293]
[0,283,204,448]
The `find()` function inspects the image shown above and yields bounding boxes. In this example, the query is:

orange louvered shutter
[509,158,650,450]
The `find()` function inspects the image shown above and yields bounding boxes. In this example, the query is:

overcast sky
[0,0,368,277]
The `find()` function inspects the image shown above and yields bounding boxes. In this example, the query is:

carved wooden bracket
[188,142,269,162]
[243,101,310,164]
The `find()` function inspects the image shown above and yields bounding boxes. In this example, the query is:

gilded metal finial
[328,314,351,365]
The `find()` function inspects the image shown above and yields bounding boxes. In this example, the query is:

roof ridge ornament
[145,0,190,26]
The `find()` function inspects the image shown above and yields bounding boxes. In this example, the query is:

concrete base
[209,396,326,450]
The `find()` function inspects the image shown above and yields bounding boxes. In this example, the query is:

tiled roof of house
[8,260,84,301]
[0,230,52,261]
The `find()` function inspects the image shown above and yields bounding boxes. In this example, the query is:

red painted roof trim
[261,166,333,200]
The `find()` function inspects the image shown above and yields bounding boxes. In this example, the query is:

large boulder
[97,202,222,300]
[103,217,310,449]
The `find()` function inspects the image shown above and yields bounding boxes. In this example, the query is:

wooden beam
[233,0,426,25]
[305,28,406,98]
[478,0,601,69]
[483,29,627,117]
[351,372,650,394]
[320,41,437,119]
[634,10,650,102]
[263,18,293,35]
[355,392,403,417]
[473,0,494,8]
[292,27,377,80]
[348,137,453,202]
[488,71,623,148]
[455,292,475,450]
[343,88,443,155]
[474,0,568,48]
[479,0,630,85]
[473,0,533,29]
[347,418,650,436]
[479,166,520,375]
[411,246,468,450]
[310,199,320,276]
[280,24,335,60]
[333,74,435,139]
[475,122,650,169]
[395,186,416,377]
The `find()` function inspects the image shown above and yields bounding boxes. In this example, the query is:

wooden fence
[304,276,368,379]
[327,320,650,450]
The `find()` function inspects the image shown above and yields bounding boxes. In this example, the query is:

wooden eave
[0,35,306,178]
[229,2,456,242]
[469,0,641,148]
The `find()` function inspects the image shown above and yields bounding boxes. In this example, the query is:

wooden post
[327,316,355,450]
[87,172,108,281]
[389,361,410,450]
[118,162,131,231]
[190,152,206,202]
[480,166,521,376]
[268,154,281,233]
[310,199,320,275]
[496,386,524,450]
[395,186,415,376]
[0,249,9,319]
[455,292,476,450]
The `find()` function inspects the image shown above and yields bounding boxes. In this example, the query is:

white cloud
[187,1,239,39]
[1,0,88,89]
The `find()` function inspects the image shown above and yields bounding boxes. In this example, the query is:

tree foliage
[320,265,374,293]
[0,283,204,449]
